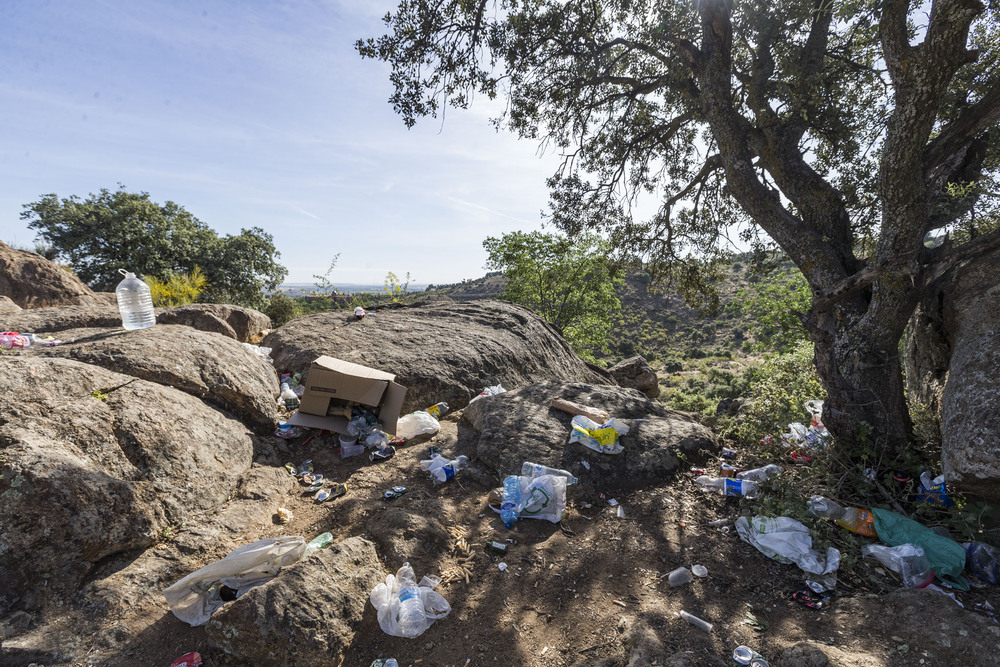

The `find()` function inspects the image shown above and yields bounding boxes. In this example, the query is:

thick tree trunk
[810,302,913,455]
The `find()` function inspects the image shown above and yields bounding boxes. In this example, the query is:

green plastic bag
[871,508,969,591]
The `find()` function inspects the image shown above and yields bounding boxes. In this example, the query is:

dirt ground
[28,412,997,667]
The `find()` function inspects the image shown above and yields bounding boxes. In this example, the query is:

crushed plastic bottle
[421,454,469,484]
[861,543,934,588]
[501,475,521,528]
[521,461,578,485]
[395,563,426,638]
[736,464,783,482]
[0,332,31,349]
[807,495,877,537]
[304,532,334,556]
[693,475,759,499]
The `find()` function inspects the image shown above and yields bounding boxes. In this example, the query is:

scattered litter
[581,460,591,471]
[733,645,769,666]
[616,506,625,519]
[170,652,203,667]
[305,480,324,493]
[276,507,294,524]
[792,587,830,609]
[274,423,302,439]
[425,401,449,418]
[608,498,619,507]
[396,410,441,440]
[241,343,273,363]
[304,532,334,556]
[370,445,397,462]
[301,472,323,485]
[915,471,954,507]
[164,536,306,626]
[0,332,62,349]
[692,564,708,578]
[721,447,737,459]
[383,485,407,500]
[707,519,730,528]
[522,461,579,484]
[872,508,969,590]
[694,475,759,498]
[668,567,693,587]
[568,415,628,455]
[808,496,876,536]
[315,489,331,503]
[421,454,469,483]
[679,610,712,632]
[736,516,840,592]
[498,562,508,572]
[721,463,743,477]
[550,397,610,424]
[613,600,627,608]
[369,562,451,637]
[964,542,1000,584]
[470,384,506,403]
[862,544,934,588]
[736,464,783,482]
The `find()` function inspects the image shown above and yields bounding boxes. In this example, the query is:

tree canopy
[360,0,1000,455]
[484,230,623,356]
[21,187,287,310]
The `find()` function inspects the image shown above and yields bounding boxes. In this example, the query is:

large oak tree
[358,0,1000,457]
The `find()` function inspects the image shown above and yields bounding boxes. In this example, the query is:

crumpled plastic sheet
[736,516,841,592]
[369,565,451,637]
[163,536,306,626]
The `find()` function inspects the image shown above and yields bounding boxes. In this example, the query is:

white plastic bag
[518,474,568,523]
[568,415,629,455]
[469,384,506,403]
[369,563,452,637]
[862,543,934,588]
[395,410,441,440]
[736,516,840,592]
[163,536,306,626]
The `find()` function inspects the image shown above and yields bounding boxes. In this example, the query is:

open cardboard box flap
[287,355,407,435]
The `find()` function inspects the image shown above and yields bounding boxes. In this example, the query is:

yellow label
[591,428,618,447]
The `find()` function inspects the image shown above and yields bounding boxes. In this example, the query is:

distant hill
[277,282,430,297]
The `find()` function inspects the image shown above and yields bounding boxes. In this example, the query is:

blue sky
[0,0,567,286]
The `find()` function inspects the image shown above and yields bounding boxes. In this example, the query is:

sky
[0,0,570,286]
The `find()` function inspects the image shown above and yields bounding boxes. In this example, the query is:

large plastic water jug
[115,269,156,330]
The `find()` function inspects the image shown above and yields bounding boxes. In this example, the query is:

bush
[265,293,301,327]
[144,267,207,307]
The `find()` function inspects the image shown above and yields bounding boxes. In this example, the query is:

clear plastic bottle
[693,475,759,498]
[395,562,426,638]
[115,269,156,330]
[807,495,877,536]
[736,464,783,482]
[862,544,934,588]
[501,474,521,528]
[280,382,300,409]
[427,455,469,484]
[521,461,579,485]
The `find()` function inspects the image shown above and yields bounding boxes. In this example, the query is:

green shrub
[265,293,301,327]
[144,267,207,307]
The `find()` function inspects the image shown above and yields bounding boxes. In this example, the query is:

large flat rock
[0,357,255,614]
[31,325,280,427]
[207,536,383,667]
[0,241,104,309]
[263,299,614,413]
[0,303,271,343]
[463,380,717,489]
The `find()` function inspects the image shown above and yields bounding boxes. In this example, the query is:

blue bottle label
[442,463,455,480]
[724,478,742,496]
[399,587,420,603]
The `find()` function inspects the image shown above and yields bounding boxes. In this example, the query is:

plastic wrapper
[395,410,441,440]
[568,415,629,455]
[736,516,840,592]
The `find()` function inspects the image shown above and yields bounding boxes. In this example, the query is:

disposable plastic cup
[668,567,693,587]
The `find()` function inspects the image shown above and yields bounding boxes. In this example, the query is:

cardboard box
[286,356,407,435]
